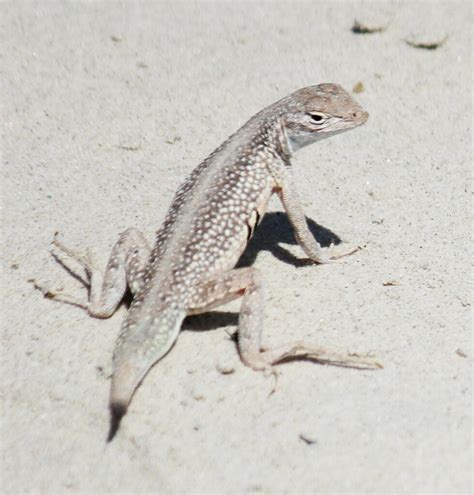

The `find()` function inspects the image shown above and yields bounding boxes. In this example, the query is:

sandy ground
[1,1,472,494]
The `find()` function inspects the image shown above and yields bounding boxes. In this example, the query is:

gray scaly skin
[43,83,380,441]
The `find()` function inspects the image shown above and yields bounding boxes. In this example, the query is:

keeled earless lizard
[42,84,379,441]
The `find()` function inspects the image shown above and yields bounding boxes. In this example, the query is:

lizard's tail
[107,303,186,442]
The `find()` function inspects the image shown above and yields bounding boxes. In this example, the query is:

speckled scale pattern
[136,119,282,305]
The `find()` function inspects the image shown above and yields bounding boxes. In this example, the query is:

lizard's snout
[353,109,369,124]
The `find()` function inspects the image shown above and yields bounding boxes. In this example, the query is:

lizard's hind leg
[188,267,381,372]
[41,229,150,318]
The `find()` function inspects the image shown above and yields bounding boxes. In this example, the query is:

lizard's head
[282,83,368,153]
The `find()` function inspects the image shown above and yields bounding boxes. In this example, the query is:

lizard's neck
[272,118,292,165]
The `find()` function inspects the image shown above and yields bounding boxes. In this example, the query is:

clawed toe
[313,243,363,264]
[50,234,99,284]
[29,278,89,310]
[330,243,362,259]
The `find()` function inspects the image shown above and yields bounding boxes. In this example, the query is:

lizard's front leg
[278,169,360,264]
[187,268,381,371]
[38,228,150,318]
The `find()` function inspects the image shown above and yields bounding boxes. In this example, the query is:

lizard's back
[139,115,280,306]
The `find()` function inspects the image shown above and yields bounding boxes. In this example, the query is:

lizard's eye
[308,112,326,124]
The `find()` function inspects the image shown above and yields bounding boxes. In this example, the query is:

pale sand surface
[1,1,472,493]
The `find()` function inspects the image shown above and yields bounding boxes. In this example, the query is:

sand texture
[1,1,472,493]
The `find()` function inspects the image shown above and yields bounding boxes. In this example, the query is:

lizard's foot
[313,242,363,264]
[29,278,89,310]
[247,341,382,370]
[274,342,382,369]
[30,234,100,312]
[51,233,98,284]
[242,343,381,398]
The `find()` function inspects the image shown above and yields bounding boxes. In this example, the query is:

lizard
[40,83,379,441]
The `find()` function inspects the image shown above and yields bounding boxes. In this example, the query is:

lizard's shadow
[237,211,341,268]
[184,211,341,332]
